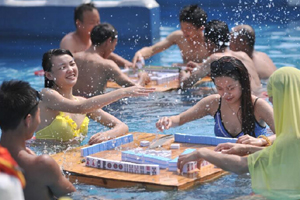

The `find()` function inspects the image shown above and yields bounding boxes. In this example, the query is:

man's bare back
[73,51,135,97]
[15,151,73,200]
[60,32,91,54]
[252,51,277,79]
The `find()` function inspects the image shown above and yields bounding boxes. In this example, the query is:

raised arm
[132,32,177,67]
[87,109,129,145]
[108,52,133,69]
[180,55,218,88]
[156,95,218,131]
[37,155,75,197]
[41,86,154,114]
[105,60,136,87]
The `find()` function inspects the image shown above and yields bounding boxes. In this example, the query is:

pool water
[0,4,300,200]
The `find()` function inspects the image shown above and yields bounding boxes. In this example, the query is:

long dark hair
[210,56,255,136]
[42,49,73,88]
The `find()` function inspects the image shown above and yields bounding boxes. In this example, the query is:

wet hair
[0,80,41,131]
[74,3,97,26]
[179,5,207,29]
[42,49,73,88]
[204,20,230,49]
[91,23,118,46]
[210,56,255,137]
[231,25,255,57]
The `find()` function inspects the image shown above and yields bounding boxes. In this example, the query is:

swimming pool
[1,3,300,200]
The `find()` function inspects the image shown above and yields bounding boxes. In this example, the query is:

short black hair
[91,23,118,46]
[74,3,97,25]
[0,80,40,131]
[204,20,230,49]
[42,49,73,88]
[179,5,207,28]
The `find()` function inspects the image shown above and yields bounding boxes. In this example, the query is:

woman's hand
[215,143,248,156]
[237,135,266,146]
[156,117,172,132]
[88,133,108,145]
[122,86,155,97]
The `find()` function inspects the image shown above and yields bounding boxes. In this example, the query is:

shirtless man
[73,23,150,98]
[132,4,209,67]
[230,25,277,79]
[60,3,133,68]
[181,20,262,95]
[0,80,75,200]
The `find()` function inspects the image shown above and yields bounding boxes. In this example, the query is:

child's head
[42,49,74,88]
[0,80,41,132]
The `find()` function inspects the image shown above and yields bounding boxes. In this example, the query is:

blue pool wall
[0,0,299,60]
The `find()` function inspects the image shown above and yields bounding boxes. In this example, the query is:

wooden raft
[107,77,213,92]
[51,132,228,191]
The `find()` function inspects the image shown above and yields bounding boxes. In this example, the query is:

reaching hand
[215,143,248,156]
[89,133,107,145]
[122,85,155,97]
[132,52,144,69]
[237,135,266,146]
[177,150,201,173]
[179,70,190,83]
[124,60,134,69]
[186,61,199,72]
[137,71,151,86]
[156,117,172,132]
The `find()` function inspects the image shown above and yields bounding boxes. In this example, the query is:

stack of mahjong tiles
[122,148,171,169]
[148,72,179,85]
[168,148,211,172]
[85,156,160,175]
[174,133,238,145]
[80,134,133,157]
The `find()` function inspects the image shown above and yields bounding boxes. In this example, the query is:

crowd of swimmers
[1,2,299,200]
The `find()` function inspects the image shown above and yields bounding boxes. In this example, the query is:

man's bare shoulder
[60,32,76,49]
[253,51,273,62]
[167,30,184,43]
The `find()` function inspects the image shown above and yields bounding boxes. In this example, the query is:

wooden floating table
[106,66,213,92]
[51,132,228,191]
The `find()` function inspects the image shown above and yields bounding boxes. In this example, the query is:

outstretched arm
[132,33,176,67]
[156,95,217,131]
[177,148,249,174]
[87,109,129,145]
[41,85,155,114]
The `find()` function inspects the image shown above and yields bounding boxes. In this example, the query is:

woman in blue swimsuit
[156,56,275,147]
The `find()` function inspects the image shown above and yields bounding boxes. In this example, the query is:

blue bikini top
[214,98,267,138]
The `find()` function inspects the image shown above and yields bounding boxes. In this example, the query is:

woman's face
[49,54,78,88]
[214,76,242,104]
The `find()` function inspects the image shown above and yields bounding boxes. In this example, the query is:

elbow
[235,157,249,174]
[122,123,129,134]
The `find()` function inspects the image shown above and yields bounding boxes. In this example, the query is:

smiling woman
[156,56,275,146]
[35,48,155,145]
